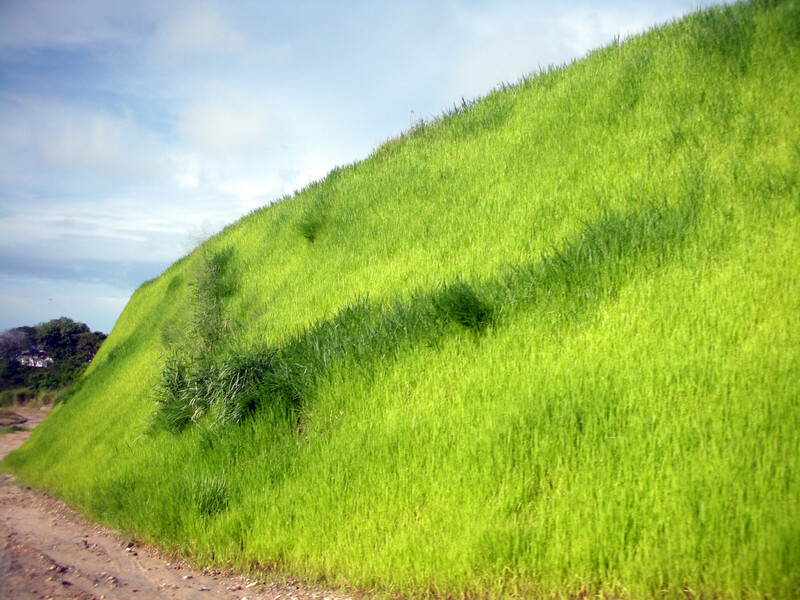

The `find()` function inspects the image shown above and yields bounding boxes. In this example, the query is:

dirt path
[0,409,356,600]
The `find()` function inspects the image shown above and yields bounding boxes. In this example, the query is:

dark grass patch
[0,425,27,434]
[297,194,330,245]
[433,280,494,332]
[195,473,230,517]
[297,214,325,244]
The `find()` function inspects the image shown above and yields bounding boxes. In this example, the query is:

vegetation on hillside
[0,318,107,406]
[4,1,800,598]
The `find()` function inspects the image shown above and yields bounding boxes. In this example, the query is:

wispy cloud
[0,0,145,49]
[28,103,169,179]
[154,7,245,55]
[177,97,276,156]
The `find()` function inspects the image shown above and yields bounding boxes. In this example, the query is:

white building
[19,351,53,368]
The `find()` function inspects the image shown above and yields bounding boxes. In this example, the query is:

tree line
[0,317,107,393]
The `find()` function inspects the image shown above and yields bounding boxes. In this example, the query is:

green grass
[0,386,70,408]
[0,425,27,435]
[4,1,800,598]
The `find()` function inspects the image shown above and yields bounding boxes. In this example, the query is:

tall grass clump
[4,2,800,599]
[151,247,283,432]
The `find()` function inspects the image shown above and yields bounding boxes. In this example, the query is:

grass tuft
[433,279,494,332]
[297,214,324,244]
[195,473,229,517]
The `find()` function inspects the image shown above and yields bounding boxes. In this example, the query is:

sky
[0,0,730,335]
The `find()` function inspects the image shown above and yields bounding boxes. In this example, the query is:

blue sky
[0,0,729,334]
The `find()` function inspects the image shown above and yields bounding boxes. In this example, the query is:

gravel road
[0,408,356,600]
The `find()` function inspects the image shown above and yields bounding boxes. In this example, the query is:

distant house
[19,350,53,368]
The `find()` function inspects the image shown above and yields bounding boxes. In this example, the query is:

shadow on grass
[152,191,703,432]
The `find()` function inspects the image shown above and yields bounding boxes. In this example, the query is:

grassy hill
[4,1,799,597]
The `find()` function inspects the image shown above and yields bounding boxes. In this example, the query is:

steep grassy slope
[5,1,800,597]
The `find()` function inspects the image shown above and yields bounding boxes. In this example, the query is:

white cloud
[155,7,245,55]
[28,104,168,180]
[0,200,189,261]
[177,98,274,156]
[172,154,203,189]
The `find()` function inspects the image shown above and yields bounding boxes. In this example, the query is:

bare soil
[0,408,357,600]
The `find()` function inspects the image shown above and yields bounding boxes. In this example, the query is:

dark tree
[0,328,34,360]
[35,317,90,361]
[0,328,35,391]
[1,318,107,393]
